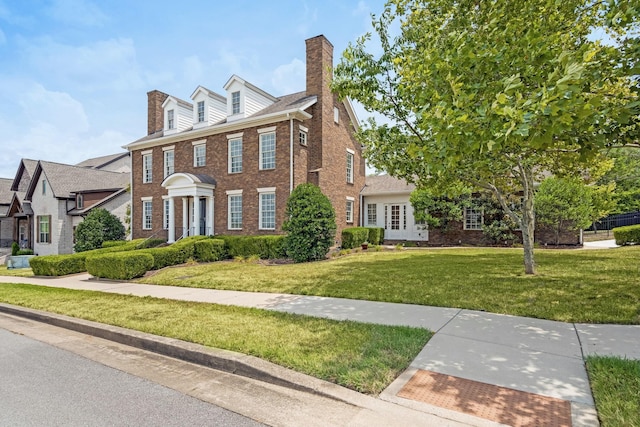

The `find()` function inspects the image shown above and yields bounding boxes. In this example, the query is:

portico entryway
[161,173,216,243]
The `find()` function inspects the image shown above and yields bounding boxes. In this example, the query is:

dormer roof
[223,74,278,102]
[162,95,193,109]
[190,85,226,103]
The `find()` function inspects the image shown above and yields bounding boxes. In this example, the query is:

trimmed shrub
[101,240,127,248]
[30,254,88,276]
[282,183,336,262]
[11,242,19,256]
[134,238,166,249]
[613,224,640,245]
[16,249,34,256]
[86,252,154,280]
[367,227,385,245]
[341,227,371,249]
[138,246,188,270]
[74,208,126,252]
[194,239,227,262]
[215,235,286,259]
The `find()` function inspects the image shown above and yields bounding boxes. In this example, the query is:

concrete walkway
[1,272,639,426]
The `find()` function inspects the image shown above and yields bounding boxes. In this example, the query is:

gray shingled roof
[0,178,13,205]
[361,175,415,195]
[35,161,129,199]
[75,152,129,169]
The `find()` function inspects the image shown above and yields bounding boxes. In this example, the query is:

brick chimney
[147,90,169,135]
[305,35,334,102]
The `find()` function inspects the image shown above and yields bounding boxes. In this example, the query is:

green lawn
[0,265,34,277]
[0,283,430,395]
[140,246,640,324]
[587,356,640,427]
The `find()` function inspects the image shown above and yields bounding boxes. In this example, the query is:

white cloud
[47,0,108,27]
[271,58,305,95]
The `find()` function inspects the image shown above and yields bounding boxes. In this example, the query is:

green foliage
[410,184,472,230]
[16,249,34,256]
[482,220,518,246]
[598,149,640,214]
[101,240,127,248]
[341,227,371,249]
[367,227,385,245]
[333,0,639,274]
[11,242,19,256]
[613,224,640,245]
[86,252,154,280]
[29,254,88,276]
[587,356,640,427]
[215,235,285,259]
[74,208,126,252]
[282,183,336,262]
[134,238,166,249]
[138,246,188,270]
[193,239,227,262]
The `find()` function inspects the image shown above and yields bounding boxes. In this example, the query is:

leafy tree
[282,184,336,262]
[410,182,471,230]
[536,177,613,245]
[333,0,639,274]
[74,208,126,252]
[598,149,640,214]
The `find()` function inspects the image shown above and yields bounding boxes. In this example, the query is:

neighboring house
[362,175,582,246]
[4,155,131,255]
[124,35,365,243]
[0,178,13,247]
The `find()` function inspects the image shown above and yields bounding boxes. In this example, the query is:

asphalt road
[0,328,264,427]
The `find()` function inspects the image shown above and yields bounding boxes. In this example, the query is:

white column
[182,197,188,237]
[167,197,175,243]
[193,197,201,236]
[207,196,214,235]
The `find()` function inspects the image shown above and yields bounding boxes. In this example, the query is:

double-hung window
[163,148,174,179]
[346,198,354,223]
[346,149,354,184]
[142,199,153,230]
[142,152,152,183]
[367,203,377,226]
[167,109,175,129]
[464,207,484,230]
[232,91,240,114]
[163,199,170,229]
[259,189,276,230]
[37,215,51,243]
[299,126,308,146]
[227,191,243,230]
[197,101,205,122]
[259,131,276,170]
[193,143,206,167]
[228,137,242,173]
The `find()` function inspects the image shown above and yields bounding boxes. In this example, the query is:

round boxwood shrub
[75,208,126,252]
[282,183,336,262]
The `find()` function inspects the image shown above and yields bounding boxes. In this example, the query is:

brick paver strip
[398,369,572,427]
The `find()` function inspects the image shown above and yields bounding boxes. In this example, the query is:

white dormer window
[167,109,175,129]
[197,101,205,122]
[232,91,240,115]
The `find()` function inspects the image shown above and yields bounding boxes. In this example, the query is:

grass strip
[0,266,34,277]
[586,356,640,427]
[0,283,430,395]
[140,246,640,324]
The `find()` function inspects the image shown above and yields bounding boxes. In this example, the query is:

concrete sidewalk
[1,273,639,426]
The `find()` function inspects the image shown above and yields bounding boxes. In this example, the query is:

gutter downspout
[289,114,294,193]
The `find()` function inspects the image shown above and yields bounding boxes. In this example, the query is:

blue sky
[0,0,387,178]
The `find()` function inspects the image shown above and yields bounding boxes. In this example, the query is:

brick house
[124,35,365,243]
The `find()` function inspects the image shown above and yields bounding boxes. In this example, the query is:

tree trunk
[521,171,536,275]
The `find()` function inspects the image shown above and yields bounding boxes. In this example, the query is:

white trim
[141,149,152,155]
[257,187,276,193]
[191,139,207,146]
[226,189,243,195]
[141,196,153,201]
[257,125,277,134]
[346,148,355,154]
[299,125,308,133]
[226,132,244,140]
[346,196,355,201]
[162,145,175,151]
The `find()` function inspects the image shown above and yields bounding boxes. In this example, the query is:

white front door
[385,203,407,240]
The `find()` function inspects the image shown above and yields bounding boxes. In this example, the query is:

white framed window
[163,199,170,229]
[77,194,84,209]
[142,152,152,183]
[228,138,243,173]
[464,207,484,230]
[167,109,175,129]
[142,199,153,230]
[299,126,308,146]
[232,91,240,114]
[227,191,243,230]
[259,190,276,230]
[197,101,205,122]
[193,143,206,167]
[163,149,174,179]
[334,106,339,123]
[346,149,354,184]
[367,203,377,226]
[260,132,276,170]
[346,197,354,223]
[37,215,51,243]
[42,180,47,195]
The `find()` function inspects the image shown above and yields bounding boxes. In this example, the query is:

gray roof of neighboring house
[75,152,129,169]
[0,178,13,204]
[10,159,39,192]
[361,175,415,196]
[28,161,130,200]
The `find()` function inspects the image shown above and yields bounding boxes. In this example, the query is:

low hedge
[215,235,285,259]
[30,254,88,276]
[367,227,385,245]
[86,252,154,280]
[613,224,640,246]
[194,238,227,262]
[341,227,371,249]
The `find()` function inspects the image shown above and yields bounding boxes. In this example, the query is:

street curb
[0,302,361,406]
